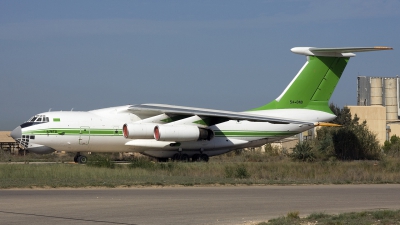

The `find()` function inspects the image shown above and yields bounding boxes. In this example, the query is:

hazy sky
[1,0,399,130]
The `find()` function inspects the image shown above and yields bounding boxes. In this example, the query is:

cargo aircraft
[10,46,392,163]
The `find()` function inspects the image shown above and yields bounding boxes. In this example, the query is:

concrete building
[347,105,387,144]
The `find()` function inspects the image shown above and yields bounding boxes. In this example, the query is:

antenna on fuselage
[71,108,74,111]
[48,108,52,112]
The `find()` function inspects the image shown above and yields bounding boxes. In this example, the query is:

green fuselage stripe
[23,128,123,136]
[22,128,296,138]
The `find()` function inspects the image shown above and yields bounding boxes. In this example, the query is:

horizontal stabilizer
[291,46,393,57]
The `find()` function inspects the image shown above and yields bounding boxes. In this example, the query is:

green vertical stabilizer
[251,56,349,114]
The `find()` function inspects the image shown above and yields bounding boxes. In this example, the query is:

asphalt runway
[1,185,400,225]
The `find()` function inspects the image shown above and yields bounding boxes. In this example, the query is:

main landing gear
[192,154,209,162]
[74,152,88,164]
[171,153,209,162]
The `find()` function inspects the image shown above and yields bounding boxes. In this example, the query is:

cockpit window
[21,115,49,128]
[26,115,48,123]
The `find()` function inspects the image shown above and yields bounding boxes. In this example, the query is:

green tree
[383,135,400,157]
[316,104,381,160]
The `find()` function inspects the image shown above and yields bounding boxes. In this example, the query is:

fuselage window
[30,135,35,139]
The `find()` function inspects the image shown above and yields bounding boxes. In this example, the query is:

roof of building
[0,131,15,143]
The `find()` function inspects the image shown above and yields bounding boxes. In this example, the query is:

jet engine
[154,125,214,142]
[122,123,156,139]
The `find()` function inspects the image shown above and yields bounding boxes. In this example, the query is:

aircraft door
[79,126,90,145]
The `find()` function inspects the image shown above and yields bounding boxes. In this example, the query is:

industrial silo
[370,77,383,106]
[357,76,370,106]
[384,78,398,120]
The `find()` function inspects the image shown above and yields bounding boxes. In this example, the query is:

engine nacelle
[154,125,214,142]
[123,123,156,139]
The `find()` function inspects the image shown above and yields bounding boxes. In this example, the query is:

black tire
[172,153,181,161]
[77,155,88,164]
[74,152,81,163]
[200,154,209,162]
[192,154,200,162]
[181,154,189,162]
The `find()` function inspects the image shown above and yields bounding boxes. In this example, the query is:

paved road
[1,185,400,225]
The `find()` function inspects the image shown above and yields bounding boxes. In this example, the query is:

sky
[1,0,399,130]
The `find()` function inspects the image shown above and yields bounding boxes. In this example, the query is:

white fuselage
[14,105,334,158]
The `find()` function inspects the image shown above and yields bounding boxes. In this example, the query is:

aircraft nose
[10,126,22,140]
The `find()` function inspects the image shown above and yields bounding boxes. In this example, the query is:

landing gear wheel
[192,154,208,162]
[192,154,200,162]
[77,155,88,164]
[172,153,189,162]
[158,158,168,162]
[200,154,209,162]
[74,152,81,163]
[180,154,189,162]
[172,153,181,161]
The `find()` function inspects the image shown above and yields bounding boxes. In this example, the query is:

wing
[128,103,308,126]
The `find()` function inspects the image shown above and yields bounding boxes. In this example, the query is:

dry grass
[1,154,400,188]
[261,209,400,225]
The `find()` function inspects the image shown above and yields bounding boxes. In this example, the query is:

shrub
[372,210,396,219]
[128,157,155,169]
[235,164,250,179]
[383,135,400,157]
[286,211,300,219]
[263,143,281,156]
[157,162,175,171]
[290,141,315,162]
[225,164,250,179]
[316,127,336,160]
[307,212,330,220]
[87,154,115,168]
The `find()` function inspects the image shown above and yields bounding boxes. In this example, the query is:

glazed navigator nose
[10,126,21,140]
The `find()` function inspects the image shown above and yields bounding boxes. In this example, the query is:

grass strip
[259,209,400,224]
[1,157,400,188]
